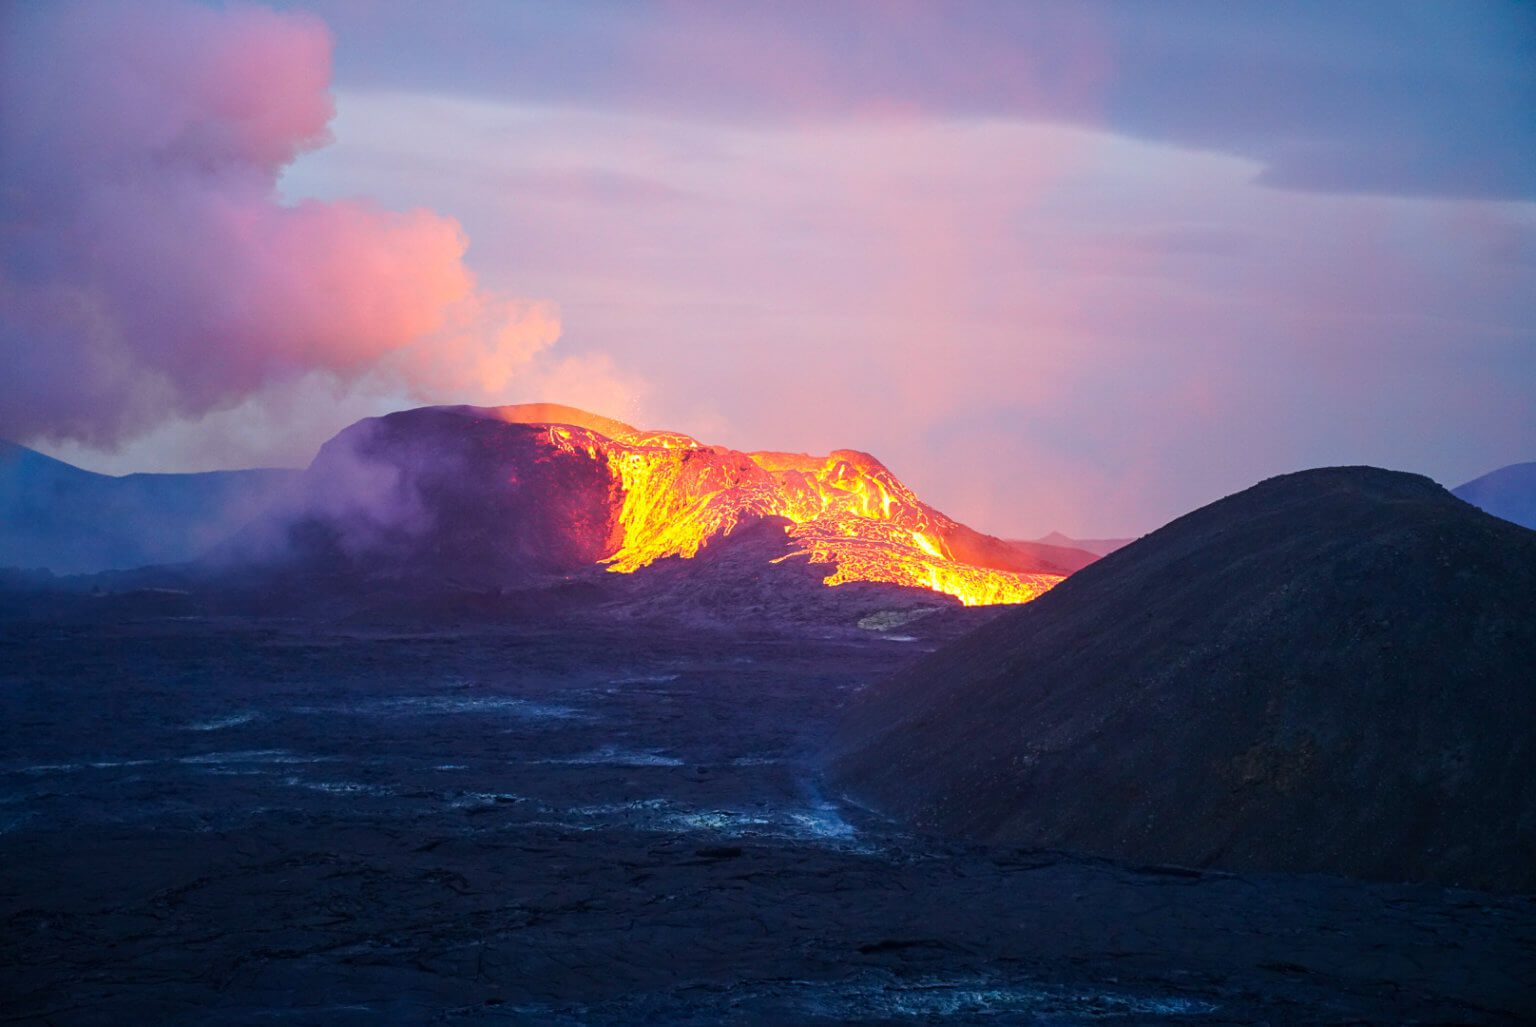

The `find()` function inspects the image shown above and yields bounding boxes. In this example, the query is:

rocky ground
[1,617,1532,1025]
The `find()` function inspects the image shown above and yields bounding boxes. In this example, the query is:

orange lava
[492,405,1062,606]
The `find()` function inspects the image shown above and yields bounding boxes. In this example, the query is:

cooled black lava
[1,619,1531,1025]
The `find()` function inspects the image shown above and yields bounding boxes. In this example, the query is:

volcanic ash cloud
[0,0,566,449]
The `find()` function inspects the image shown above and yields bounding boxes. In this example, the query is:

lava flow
[490,405,1067,606]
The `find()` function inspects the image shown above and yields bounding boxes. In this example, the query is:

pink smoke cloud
[0,1,570,447]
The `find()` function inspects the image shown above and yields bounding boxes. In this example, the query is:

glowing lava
[486,405,1065,606]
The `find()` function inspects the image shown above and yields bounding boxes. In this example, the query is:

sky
[2,1,1533,538]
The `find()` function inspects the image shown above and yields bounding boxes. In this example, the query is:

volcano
[829,467,1536,891]
[222,404,1092,608]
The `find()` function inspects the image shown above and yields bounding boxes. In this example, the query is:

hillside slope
[830,467,1536,891]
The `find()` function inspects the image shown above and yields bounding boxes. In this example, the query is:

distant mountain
[1454,461,1536,530]
[0,441,300,574]
[1029,531,1132,557]
[830,467,1536,892]
[219,404,1092,607]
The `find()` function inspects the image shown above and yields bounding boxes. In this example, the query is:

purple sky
[3,1,1533,537]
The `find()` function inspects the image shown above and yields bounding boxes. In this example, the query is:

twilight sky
[2,1,1533,537]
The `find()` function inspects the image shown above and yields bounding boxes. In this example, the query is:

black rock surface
[829,466,1536,892]
[1,617,1531,1024]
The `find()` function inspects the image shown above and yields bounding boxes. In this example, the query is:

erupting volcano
[512,406,1070,605]
[283,404,1092,607]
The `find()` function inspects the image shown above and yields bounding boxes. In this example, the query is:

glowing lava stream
[490,407,1062,607]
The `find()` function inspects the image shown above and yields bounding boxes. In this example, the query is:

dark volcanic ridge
[2,404,1096,631]
[829,466,1536,892]
[234,404,1099,601]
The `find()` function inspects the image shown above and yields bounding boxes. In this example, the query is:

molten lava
[487,405,1063,606]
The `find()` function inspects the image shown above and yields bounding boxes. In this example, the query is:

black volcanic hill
[1,405,1097,630]
[4,406,1096,600]
[216,405,1093,597]
[251,406,622,581]
[1455,461,1536,531]
[829,467,1536,892]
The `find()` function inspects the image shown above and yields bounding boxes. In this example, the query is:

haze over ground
[2,1,1532,539]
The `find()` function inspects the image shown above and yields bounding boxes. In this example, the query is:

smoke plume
[0,1,564,448]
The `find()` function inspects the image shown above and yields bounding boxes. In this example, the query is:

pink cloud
[0,1,591,448]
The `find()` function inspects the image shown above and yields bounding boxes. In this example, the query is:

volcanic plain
[2,609,1532,1026]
